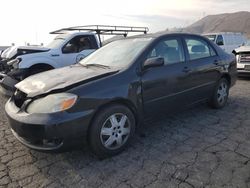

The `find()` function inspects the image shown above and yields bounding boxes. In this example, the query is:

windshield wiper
[81,63,110,69]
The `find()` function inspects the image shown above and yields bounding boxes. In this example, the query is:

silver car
[234,40,250,76]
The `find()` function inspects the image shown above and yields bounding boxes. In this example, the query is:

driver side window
[62,36,93,54]
[148,38,184,65]
[62,38,78,54]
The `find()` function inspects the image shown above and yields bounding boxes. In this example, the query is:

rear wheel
[209,78,229,109]
[89,104,135,158]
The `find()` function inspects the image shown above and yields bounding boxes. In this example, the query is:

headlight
[26,93,77,114]
[7,58,20,65]
[236,54,240,63]
[7,58,21,68]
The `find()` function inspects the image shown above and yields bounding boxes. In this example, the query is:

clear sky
[0,0,249,46]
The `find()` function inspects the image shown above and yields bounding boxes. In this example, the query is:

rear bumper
[5,97,94,151]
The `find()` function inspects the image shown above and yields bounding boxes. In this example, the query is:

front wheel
[209,78,230,109]
[89,104,135,158]
[22,65,54,80]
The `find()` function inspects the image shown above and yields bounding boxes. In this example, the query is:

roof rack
[50,25,149,35]
[50,25,149,46]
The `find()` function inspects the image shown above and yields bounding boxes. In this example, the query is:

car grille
[239,53,250,63]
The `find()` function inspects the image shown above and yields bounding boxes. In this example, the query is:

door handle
[183,67,191,73]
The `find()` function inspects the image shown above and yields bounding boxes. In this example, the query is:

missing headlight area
[13,89,27,108]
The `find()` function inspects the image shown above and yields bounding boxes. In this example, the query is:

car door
[75,35,98,62]
[60,35,96,67]
[141,37,190,115]
[182,36,221,103]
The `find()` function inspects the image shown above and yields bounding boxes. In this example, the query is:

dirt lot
[0,79,249,188]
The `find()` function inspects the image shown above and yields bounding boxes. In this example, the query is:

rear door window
[185,38,216,60]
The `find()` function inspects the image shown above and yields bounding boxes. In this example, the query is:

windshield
[46,38,65,48]
[245,40,250,46]
[204,35,216,42]
[46,34,70,48]
[79,38,152,68]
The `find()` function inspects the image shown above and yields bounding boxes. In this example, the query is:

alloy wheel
[100,113,131,150]
[217,81,228,105]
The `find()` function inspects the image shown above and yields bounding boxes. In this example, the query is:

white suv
[0,25,149,95]
[203,32,247,54]
[234,40,250,76]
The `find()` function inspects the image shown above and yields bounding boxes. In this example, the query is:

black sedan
[5,33,237,158]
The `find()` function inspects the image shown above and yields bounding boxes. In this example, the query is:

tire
[209,78,230,109]
[89,104,136,158]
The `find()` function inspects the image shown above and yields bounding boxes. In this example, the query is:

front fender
[18,56,58,69]
[67,70,143,122]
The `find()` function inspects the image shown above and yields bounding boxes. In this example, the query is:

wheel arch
[18,56,58,69]
[29,63,54,70]
[87,98,139,137]
[221,73,231,86]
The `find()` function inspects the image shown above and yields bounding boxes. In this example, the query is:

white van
[203,32,247,54]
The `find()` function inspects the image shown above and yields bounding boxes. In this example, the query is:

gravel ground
[0,79,249,188]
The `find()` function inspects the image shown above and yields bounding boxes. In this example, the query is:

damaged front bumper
[236,53,250,77]
[0,60,7,72]
[237,63,250,77]
[237,68,250,77]
[5,96,93,151]
[0,73,18,96]
[0,69,28,96]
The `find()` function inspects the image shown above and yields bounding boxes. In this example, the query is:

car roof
[54,32,95,39]
[122,32,206,40]
[203,32,244,36]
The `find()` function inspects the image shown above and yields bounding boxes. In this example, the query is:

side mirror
[143,57,164,69]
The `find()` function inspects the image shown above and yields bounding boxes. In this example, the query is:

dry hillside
[185,11,250,38]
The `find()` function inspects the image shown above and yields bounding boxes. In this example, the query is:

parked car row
[0,25,149,95]
[233,40,250,77]
[203,32,247,54]
[203,32,250,76]
[0,36,96,95]
[0,29,237,158]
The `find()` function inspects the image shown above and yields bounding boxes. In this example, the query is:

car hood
[1,46,17,59]
[15,64,119,98]
[1,46,50,60]
[234,46,250,53]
